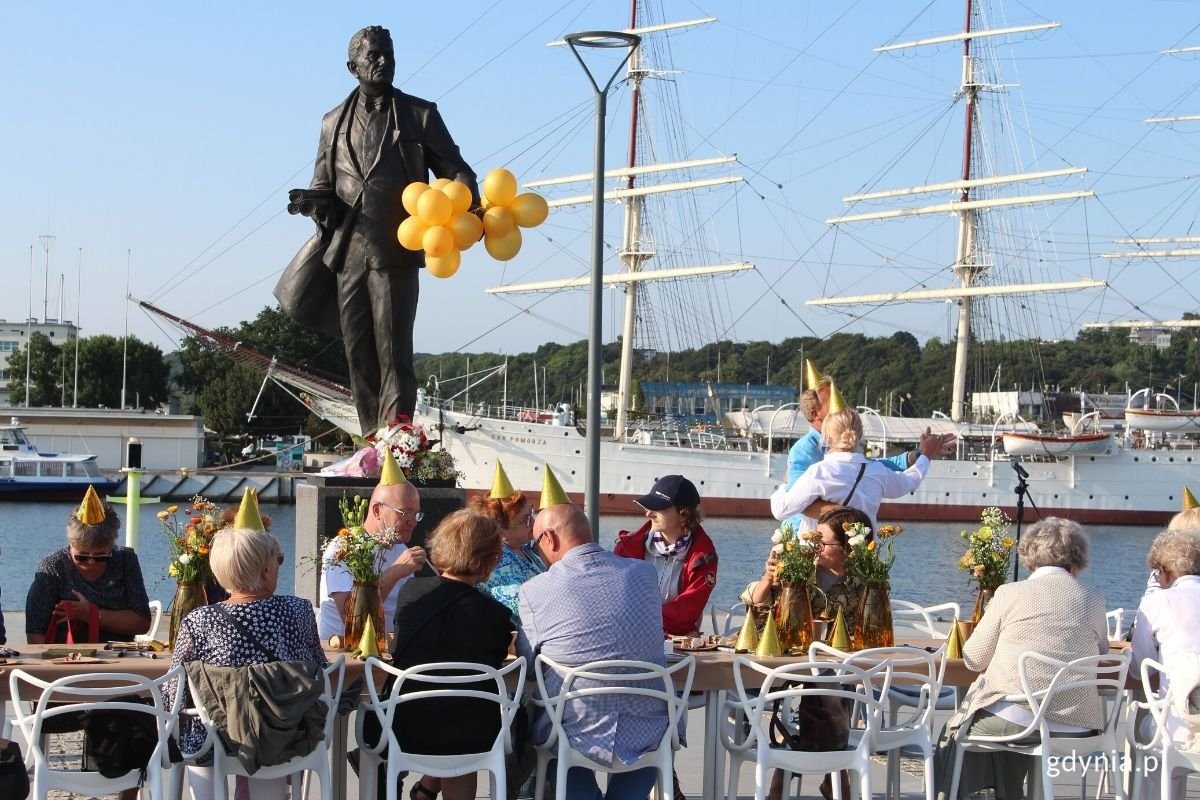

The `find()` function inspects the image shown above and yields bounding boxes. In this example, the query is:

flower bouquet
[845,521,903,648]
[324,493,403,653]
[959,506,1014,622]
[319,416,461,485]
[768,522,824,653]
[771,522,823,584]
[157,496,222,647]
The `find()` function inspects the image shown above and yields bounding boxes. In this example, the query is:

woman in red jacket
[613,475,718,636]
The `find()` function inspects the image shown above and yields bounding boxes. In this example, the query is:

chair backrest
[9,666,188,775]
[710,602,748,636]
[890,599,961,639]
[1014,651,1131,740]
[809,641,944,723]
[136,599,165,643]
[1137,657,1172,750]
[1106,608,1125,641]
[364,657,527,756]
[534,655,695,752]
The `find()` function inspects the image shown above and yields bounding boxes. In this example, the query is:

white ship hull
[1125,410,1200,434]
[417,400,1198,525]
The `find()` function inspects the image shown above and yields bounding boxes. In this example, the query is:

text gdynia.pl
[1045,753,1158,778]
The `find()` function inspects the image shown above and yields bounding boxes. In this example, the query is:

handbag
[42,601,100,644]
[768,682,851,752]
[0,739,29,799]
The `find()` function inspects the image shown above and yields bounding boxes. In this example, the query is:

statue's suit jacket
[276,87,478,337]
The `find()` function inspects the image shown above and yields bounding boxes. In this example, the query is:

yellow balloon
[426,248,461,279]
[482,168,518,207]
[442,181,473,215]
[448,211,484,250]
[397,215,428,251]
[485,227,522,261]
[511,193,549,228]
[430,177,453,191]
[417,189,453,227]
[401,182,430,216]
[482,206,515,238]
[423,225,455,258]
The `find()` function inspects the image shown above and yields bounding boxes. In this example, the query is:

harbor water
[0,502,1160,630]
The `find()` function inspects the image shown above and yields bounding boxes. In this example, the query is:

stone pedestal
[293,476,466,607]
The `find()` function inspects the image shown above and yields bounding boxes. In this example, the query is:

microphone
[1011,460,1029,479]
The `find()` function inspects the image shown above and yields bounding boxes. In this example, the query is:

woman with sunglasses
[474,462,542,618]
[25,485,152,644]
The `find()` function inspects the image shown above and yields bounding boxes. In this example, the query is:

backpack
[80,697,180,783]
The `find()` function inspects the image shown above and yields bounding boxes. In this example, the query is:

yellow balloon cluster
[396,178,482,279]
[480,168,549,262]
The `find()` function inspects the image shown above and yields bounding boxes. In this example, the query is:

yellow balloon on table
[483,168,518,207]
[417,189,453,227]
[485,227,522,261]
[422,225,455,258]
[482,206,515,238]
[397,215,428,251]
[442,181,474,215]
[448,211,484,250]
[426,248,461,279]
[401,181,430,216]
[511,192,549,228]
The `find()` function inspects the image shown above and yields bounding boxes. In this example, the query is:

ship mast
[950,0,980,422]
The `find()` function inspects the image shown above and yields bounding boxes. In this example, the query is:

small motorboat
[0,417,119,500]
[1002,430,1115,458]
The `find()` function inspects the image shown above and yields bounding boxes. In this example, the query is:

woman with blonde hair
[771,408,936,531]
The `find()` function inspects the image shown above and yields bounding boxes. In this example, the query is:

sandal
[411,781,439,800]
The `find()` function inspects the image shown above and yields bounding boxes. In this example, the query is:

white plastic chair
[946,651,1131,800]
[722,657,887,800]
[8,665,187,800]
[531,654,695,800]
[1128,657,1200,800]
[357,656,527,800]
[1106,608,1125,642]
[890,600,961,640]
[710,602,748,636]
[136,599,164,643]
[810,642,945,800]
[184,656,345,800]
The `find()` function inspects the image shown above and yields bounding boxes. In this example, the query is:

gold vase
[169,581,208,649]
[971,584,1000,625]
[775,581,815,655]
[853,583,894,649]
[344,580,387,654]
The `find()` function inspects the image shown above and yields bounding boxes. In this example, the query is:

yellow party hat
[829,607,851,651]
[804,359,823,393]
[539,465,570,510]
[76,485,107,525]
[826,380,848,415]
[734,614,760,653]
[233,487,266,532]
[356,615,382,659]
[490,461,516,499]
[756,611,783,657]
[379,448,407,486]
[1184,486,1199,512]
[945,618,964,659]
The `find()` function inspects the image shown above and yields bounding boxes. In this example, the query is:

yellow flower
[867,540,877,551]
[973,565,986,578]
[166,505,178,514]
[1002,537,1014,548]
[338,528,350,539]
[156,510,170,521]
[785,543,794,552]
[168,563,179,577]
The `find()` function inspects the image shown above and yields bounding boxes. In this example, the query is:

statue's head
[347,26,395,94]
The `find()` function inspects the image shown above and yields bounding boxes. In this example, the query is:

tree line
[6,305,1199,442]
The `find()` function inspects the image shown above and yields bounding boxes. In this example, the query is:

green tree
[65,335,171,409]
[6,332,61,406]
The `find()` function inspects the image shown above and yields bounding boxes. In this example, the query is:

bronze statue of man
[276,25,479,435]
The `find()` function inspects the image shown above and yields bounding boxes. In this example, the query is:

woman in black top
[25,490,151,643]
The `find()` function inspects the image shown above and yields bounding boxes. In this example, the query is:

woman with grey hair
[934,517,1108,800]
[25,488,151,643]
[167,527,327,800]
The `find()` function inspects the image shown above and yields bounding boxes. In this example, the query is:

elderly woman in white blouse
[934,517,1108,800]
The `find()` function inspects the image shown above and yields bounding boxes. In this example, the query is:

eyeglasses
[72,552,113,563]
[819,541,844,549]
[525,508,536,528]
[380,503,424,523]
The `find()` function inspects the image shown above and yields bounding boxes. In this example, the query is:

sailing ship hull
[418,401,1197,526]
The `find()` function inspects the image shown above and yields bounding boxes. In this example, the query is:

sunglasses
[72,552,113,563]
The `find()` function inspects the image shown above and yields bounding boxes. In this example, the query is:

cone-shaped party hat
[945,618,964,659]
[829,607,851,651]
[77,485,107,525]
[756,611,783,657]
[734,615,760,653]
[539,465,570,510]
[379,448,407,486]
[233,487,266,532]
[826,380,849,415]
[490,461,516,499]
[1184,486,1199,512]
[804,359,823,393]
[356,615,382,659]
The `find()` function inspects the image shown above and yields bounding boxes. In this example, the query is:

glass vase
[972,584,1000,625]
[169,581,208,650]
[343,580,387,654]
[775,581,815,655]
[853,583,894,650]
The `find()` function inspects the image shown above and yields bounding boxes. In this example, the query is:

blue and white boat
[0,417,118,500]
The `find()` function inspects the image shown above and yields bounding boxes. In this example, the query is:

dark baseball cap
[634,475,700,511]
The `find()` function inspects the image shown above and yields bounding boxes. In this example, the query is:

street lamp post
[563,30,640,538]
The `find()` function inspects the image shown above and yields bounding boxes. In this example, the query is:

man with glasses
[317,478,427,639]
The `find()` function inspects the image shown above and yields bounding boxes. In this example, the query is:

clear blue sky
[3,1,1199,363]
